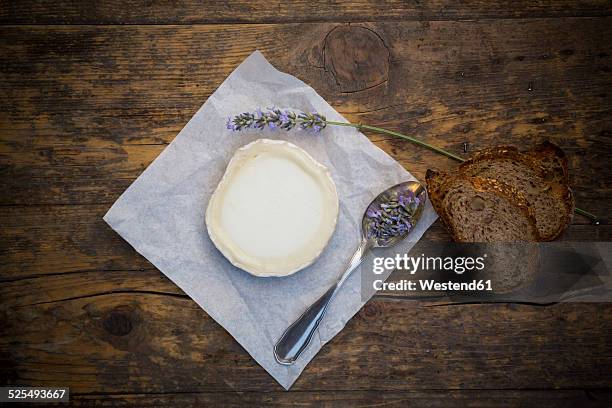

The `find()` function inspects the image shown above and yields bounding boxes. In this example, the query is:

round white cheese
[206,139,339,277]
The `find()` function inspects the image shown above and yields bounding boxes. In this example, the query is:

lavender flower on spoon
[366,190,421,243]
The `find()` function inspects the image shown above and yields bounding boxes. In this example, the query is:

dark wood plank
[66,390,612,407]
[1,20,611,217]
[0,269,184,308]
[1,11,611,404]
[1,1,611,24]
[0,204,152,278]
[2,203,610,280]
[2,289,611,392]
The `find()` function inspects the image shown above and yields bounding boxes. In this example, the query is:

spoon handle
[274,239,372,365]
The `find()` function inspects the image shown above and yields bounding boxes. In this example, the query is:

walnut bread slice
[426,170,540,242]
[426,141,574,242]
[457,141,574,240]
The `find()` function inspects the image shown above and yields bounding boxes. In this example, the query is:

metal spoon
[273,181,427,365]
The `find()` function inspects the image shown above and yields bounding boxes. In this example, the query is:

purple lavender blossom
[226,108,326,132]
[398,194,406,207]
[366,208,380,218]
[226,117,234,130]
[279,111,291,125]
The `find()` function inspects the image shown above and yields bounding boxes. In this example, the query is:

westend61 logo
[373,253,487,275]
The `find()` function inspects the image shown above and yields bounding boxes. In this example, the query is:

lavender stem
[326,120,596,221]
[325,120,466,162]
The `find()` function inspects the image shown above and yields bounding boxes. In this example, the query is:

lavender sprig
[226,107,598,222]
[227,108,326,132]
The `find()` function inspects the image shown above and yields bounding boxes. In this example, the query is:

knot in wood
[324,26,389,92]
[361,302,382,319]
[103,307,134,336]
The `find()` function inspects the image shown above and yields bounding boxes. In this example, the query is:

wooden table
[2,2,612,406]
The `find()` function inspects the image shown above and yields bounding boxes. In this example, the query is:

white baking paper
[104,51,437,389]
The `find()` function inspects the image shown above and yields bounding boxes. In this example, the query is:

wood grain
[2,203,610,280]
[2,20,611,215]
[2,289,612,392]
[1,1,611,24]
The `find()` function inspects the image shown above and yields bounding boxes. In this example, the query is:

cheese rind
[206,139,339,277]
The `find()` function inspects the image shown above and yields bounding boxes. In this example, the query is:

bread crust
[529,140,570,183]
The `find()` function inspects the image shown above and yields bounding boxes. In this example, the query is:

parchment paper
[104,50,438,389]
